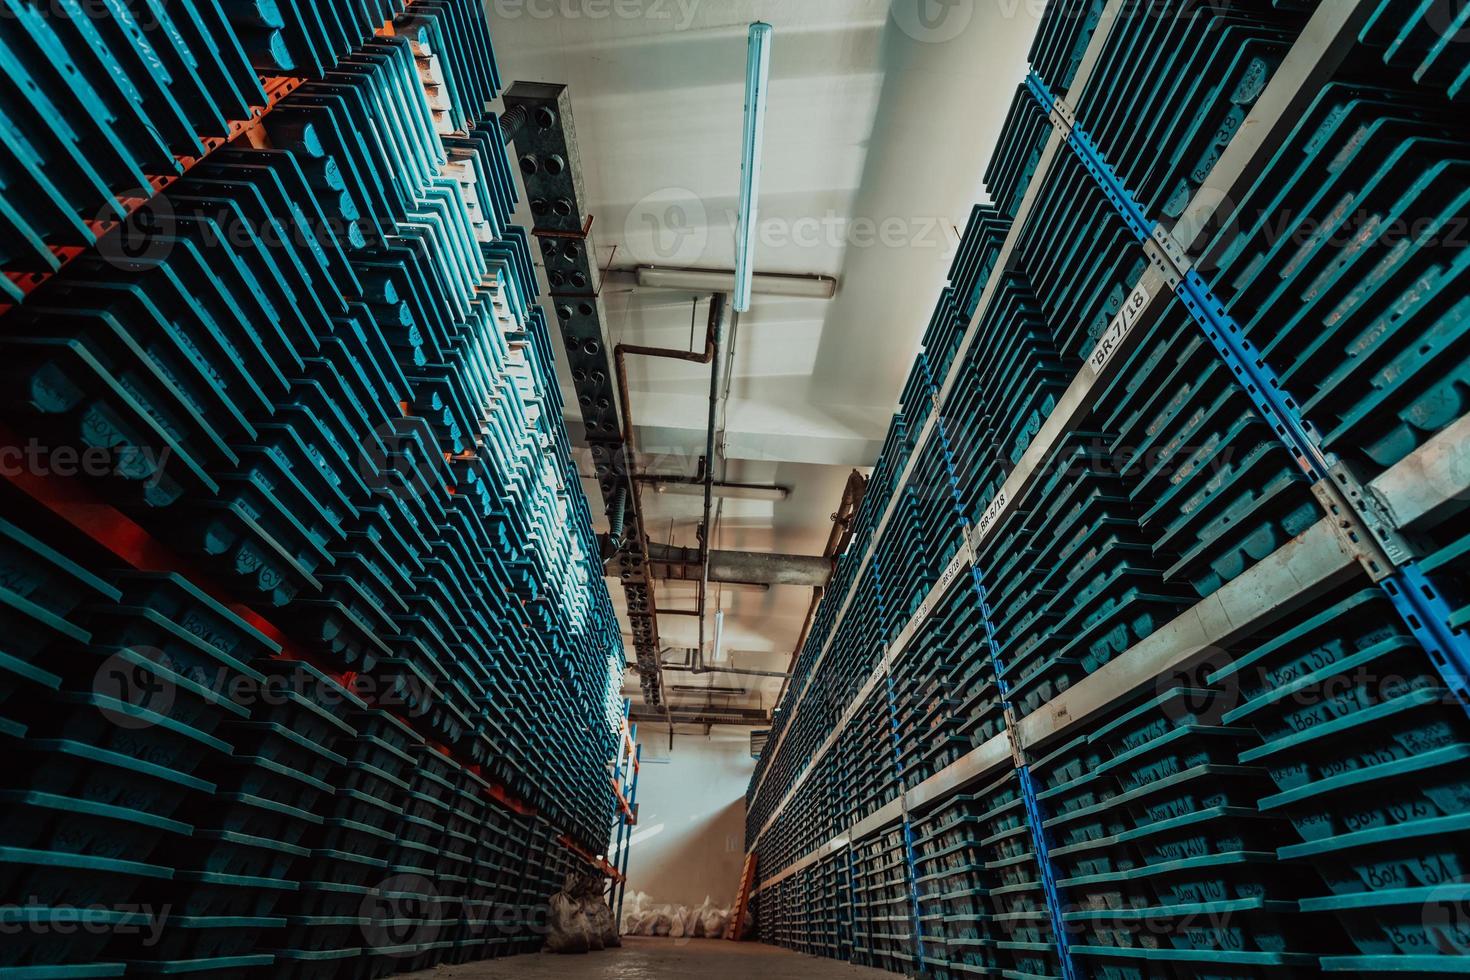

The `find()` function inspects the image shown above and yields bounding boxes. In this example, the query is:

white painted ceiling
[488,0,1043,719]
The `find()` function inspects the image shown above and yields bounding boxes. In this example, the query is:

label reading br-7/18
[1088,283,1151,376]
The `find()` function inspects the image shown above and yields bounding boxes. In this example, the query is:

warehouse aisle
[402,938,900,978]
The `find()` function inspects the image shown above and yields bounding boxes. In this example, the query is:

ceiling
[488,0,1043,722]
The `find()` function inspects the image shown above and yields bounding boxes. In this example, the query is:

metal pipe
[610,296,730,677]
[658,643,789,681]
[631,708,773,725]
[613,300,721,451]
[710,666,788,678]
[774,470,866,707]
[500,103,529,144]
[627,266,837,299]
[647,543,833,588]
[609,296,722,566]
[662,647,694,669]
[689,665,790,679]
[611,296,725,711]
[698,297,726,669]
[638,475,790,501]
[659,659,790,680]
[666,580,770,593]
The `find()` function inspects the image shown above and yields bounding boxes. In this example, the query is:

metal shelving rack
[0,2,633,976]
[2,1,628,878]
[747,1,1470,976]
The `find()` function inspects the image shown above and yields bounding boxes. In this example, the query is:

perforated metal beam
[504,82,665,706]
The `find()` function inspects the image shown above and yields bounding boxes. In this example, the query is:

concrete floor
[405,937,900,979]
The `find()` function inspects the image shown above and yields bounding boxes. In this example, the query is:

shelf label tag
[938,544,970,596]
[975,489,1009,546]
[1086,282,1151,378]
[904,539,973,642]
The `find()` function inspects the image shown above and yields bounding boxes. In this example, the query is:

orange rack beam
[611,776,635,822]
[558,834,623,882]
[620,723,640,773]
[1,75,304,311]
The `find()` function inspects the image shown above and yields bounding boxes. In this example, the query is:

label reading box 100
[1088,283,1151,376]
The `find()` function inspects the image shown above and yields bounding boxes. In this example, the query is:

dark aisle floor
[400,937,900,978]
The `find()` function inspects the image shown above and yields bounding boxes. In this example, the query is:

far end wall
[617,724,755,910]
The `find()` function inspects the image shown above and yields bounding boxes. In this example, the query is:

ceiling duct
[503,82,667,708]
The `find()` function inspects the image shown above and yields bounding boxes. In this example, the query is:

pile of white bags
[620,890,650,936]
[618,891,739,938]
[696,896,728,938]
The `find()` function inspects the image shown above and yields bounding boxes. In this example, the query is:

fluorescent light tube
[635,266,836,299]
[735,22,773,313]
[653,481,789,502]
